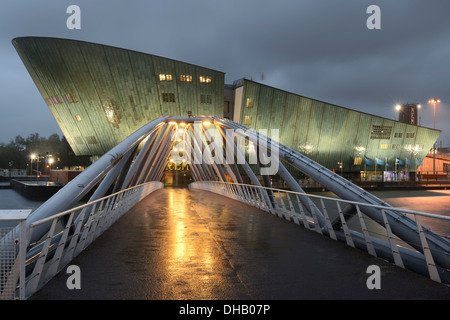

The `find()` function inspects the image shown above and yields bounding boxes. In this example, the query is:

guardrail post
[319,199,337,240]
[381,209,405,268]
[336,202,354,247]
[0,209,32,300]
[414,214,441,283]
[355,205,377,257]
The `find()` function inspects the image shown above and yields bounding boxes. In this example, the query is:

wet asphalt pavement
[31,187,450,300]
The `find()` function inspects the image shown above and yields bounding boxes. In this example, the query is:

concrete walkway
[31,188,450,300]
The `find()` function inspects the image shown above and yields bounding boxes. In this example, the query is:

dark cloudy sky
[1,0,449,146]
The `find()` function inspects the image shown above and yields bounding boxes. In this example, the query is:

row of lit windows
[159,74,212,83]
[392,144,423,150]
[45,93,79,106]
[394,132,415,139]
[370,125,392,139]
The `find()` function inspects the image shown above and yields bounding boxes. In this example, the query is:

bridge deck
[31,187,450,300]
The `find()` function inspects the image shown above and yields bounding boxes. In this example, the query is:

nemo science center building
[12,37,441,185]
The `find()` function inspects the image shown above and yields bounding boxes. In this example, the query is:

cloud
[0,0,449,145]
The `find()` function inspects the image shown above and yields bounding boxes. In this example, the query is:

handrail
[190,180,450,284]
[194,181,450,221]
[28,181,161,228]
[1,181,164,300]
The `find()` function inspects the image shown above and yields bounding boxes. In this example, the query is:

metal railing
[189,181,450,284]
[0,210,31,300]
[0,181,163,300]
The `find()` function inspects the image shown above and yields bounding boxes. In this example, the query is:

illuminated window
[162,93,176,102]
[246,98,254,108]
[380,144,388,149]
[244,115,252,126]
[75,114,82,122]
[200,94,212,104]
[51,95,62,104]
[159,74,172,81]
[180,75,192,82]
[370,125,392,139]
[200,76,212,83]
[353,157,362,166]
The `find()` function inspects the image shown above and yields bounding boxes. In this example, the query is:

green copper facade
[14,37,440,176]
[232,79,440,175]
[13,37,224,156]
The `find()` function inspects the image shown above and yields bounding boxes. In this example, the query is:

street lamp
[428,98,440,129]
[30,154,36,177]
[428,98,440,177]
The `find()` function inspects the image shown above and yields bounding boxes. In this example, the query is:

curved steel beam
[213,117,450,271]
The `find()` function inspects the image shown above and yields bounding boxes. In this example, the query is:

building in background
[13,37,442,182]
[13,37,225,159]
[397,103,420,126]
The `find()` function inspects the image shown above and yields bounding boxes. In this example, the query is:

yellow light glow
[180,122,186,127]
[395,105,401,111]
[31,154,36,159]
[168,121,177,125]
[202,121,211,126]
[177,138,183,142]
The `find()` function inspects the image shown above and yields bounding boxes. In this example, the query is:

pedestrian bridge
[1,116,449,299]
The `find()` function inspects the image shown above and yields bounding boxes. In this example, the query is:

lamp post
[428,98,440,177]
[30,154,36,176]
[30,154,36,181]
